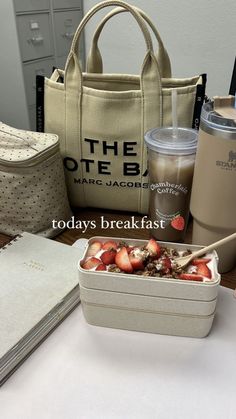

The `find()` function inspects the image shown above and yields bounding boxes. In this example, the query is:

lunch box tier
[79,237,221,302]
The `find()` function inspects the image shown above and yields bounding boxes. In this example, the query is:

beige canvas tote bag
[39,0,206,214]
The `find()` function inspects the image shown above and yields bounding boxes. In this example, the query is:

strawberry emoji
[115,247,133,273]
[196,263,212,279]
[146,238,161,257]
[87,241,102,257]
[82,257,101,270]
[101,249,117,265]
[171,216,185,231]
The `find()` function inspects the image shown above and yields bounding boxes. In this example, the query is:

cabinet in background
[13,0,85,130]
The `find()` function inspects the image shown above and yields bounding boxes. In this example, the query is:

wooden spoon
[175,232,236,270]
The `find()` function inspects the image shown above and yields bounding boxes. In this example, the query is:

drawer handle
[27,36,44,45]
[62,32,75,40]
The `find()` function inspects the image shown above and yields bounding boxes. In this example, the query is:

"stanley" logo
[216,151,236,171]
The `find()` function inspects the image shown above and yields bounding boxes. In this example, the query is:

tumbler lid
[144,127,198,155]
[201,100,236,139]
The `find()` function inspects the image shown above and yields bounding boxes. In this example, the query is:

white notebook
[0,232,82,385]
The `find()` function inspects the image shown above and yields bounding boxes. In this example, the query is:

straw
[172,89,178,139]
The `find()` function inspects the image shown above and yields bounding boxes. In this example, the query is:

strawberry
[87,241,102,257]
[101,249,117,265]
[171,216,185,231]
[95,264,107,271]
[102,240,118,251]
[82,257,101,270]
[115,247,133,273]
[146,238,161,257]
[192,258,211,266]
[178,273,203,282]
[161,257,172,273]
[129,252,144,270]
[196,263,212,279]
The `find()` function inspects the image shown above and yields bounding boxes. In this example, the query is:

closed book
[0,232,81,385]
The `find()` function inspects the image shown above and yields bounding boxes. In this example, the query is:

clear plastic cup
[145,127,198,242]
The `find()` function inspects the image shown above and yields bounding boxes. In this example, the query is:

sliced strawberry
[129,253,144,270]
[171,216,185,231]
[82,257,101,270]
[87,241,102,257]
[178,273,203,282]
[101,249,117,265]
[102,240,118,250]
[192,258,211,266]
[196,263,212,279]
[162,257,172,270]
[161,257,172,274]
[146,238,161,257]
[127,246,134,254]
[115,247,133,273]
[95,264,107,271]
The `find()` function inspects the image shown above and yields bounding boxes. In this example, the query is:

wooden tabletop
[1,208,235,289]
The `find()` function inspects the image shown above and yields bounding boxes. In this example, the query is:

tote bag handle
[65,0,161,96]
[65,0,158,85]
[64,0,162,134]
[86,6,172,78]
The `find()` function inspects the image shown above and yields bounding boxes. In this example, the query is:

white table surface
[1,286,236,419]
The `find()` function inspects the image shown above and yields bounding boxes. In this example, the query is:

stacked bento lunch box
[78,237,221,338]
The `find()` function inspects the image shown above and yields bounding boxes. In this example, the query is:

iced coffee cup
[145,127,198,242]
